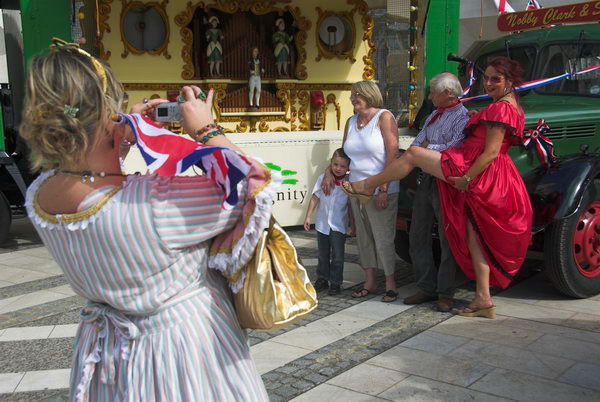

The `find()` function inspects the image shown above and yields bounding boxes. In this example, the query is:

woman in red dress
[345,57,533,318]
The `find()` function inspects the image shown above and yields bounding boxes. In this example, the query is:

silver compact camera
[154,102,182,122]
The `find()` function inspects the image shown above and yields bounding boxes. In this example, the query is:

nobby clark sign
[497,1,600,32]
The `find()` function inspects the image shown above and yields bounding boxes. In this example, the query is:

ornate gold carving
[276,83,352,91]
[235,121,250,132]
[323,93,341,130]
[221,115,282,123]
[212,86,228,121]
[258,118,270,132]
[297,90,310,131]
[97,0,114,61]
[175,1,311,80]
[122,82,228,91]
[272,126,290,132]
[348,0,375,80]
[276,89,291,122]
[120,0,171,59]
[289,90,297,131]
[174,1,198,80]
[315,8,356,63]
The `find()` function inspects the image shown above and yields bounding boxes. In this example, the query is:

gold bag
[229,219,318,330]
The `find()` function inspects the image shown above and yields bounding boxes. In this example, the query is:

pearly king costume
[26,115,279,401]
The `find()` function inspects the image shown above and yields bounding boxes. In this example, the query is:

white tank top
[344,109,399,194]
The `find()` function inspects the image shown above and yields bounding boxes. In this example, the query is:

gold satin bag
[230,219,318,330]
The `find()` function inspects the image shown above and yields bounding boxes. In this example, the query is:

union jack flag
[119,113,252,209]
[526,0,542,10]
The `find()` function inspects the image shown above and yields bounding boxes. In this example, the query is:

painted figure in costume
[272,18,292,76]
[248,47,264,109]
[206,16,224,77]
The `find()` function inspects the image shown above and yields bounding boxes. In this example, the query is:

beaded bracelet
[196,128,225,144]
[194,123,222,138]
[191,123,224,143]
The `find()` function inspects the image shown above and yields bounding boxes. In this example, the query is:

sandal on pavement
[456,305,496,319]
[382,290,399,303]
[341,182,373,205]
[351,288,371,298]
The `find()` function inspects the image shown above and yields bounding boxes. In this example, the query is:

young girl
[304,148,353,295]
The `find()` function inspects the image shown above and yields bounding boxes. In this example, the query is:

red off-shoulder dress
[436,101,533,289]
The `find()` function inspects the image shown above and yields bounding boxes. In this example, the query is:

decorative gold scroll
[97,0,114,60]
[348,0,374,80]
[323,93,341,130]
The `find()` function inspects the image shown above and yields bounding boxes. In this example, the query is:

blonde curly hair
[19,44,125,171]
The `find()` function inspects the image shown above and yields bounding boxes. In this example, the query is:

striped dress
[25,162,278,402]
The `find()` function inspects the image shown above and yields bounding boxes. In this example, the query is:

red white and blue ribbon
[461,62,477,97]
[493,0,514,14]
[522,119,556,168]
[461,63,600,102]
[526,0,542,10]
[118,113,252,210]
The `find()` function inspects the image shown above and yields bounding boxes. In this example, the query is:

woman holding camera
[21,42,271,400]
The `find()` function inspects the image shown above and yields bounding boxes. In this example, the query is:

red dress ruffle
[437,102,533,289]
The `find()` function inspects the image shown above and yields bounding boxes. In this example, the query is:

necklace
[357,112,375,129]
[57,170,134,183]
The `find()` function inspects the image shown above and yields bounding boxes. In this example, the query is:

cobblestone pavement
[1,218,600,401]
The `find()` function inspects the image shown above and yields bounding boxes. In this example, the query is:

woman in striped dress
[20,43,272,401]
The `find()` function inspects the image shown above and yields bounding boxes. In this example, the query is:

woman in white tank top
[322,80,400,303]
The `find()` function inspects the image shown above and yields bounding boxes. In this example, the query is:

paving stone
[304,372,328,384]
[275,365,298,375]
[559,362,600,392]
[273,385,298,398]
[0,276,67,301]
[0,338,73,374]
[470,368,600,402]
[291,380,313,391]
[264,381,282,391]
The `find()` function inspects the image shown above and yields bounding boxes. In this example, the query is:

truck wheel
[544,180,600,298]
[394,230,441,266]
[0,191,11,245]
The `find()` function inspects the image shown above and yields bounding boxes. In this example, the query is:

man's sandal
[381,290,399,303]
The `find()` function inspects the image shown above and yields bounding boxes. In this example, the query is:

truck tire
[0,191,11,245]
[544,180,600,298]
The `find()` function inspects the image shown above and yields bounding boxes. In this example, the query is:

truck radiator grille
[542,123,597,140]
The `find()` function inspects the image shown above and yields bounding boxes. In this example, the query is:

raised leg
[350,146,445,196]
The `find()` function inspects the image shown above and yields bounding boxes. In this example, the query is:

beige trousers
[350,193,398,276]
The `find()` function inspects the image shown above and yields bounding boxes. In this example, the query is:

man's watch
[463,174,472,183]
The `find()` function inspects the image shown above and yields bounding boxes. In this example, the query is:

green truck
[396,23,600,298]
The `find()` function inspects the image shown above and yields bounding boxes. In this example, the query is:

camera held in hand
[154,102,182,122]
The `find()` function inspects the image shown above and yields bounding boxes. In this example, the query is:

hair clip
[64,104,79,117]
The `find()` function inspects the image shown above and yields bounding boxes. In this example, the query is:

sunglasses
[483,75,503,84]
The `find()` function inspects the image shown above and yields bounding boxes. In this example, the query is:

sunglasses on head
[483,75,503,84]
